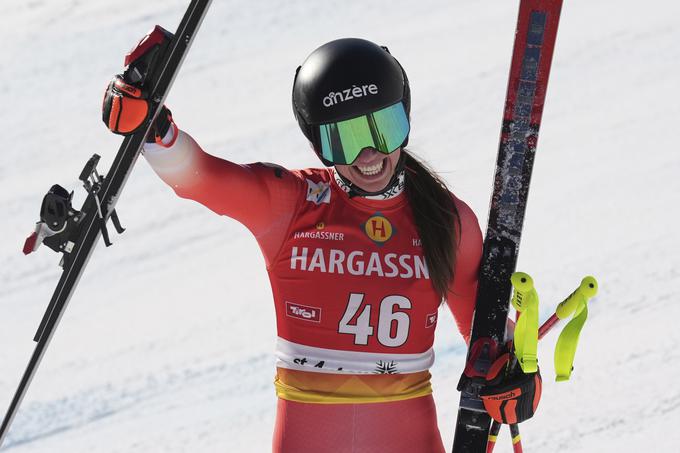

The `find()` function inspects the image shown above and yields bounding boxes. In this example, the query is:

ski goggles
[316,101,410,165]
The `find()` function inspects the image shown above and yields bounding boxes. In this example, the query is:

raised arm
[142,124,303,264]
[101,54,303,264]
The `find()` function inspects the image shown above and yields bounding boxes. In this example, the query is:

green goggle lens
[318,101,410,165]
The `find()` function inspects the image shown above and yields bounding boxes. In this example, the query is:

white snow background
[1,0,678,451]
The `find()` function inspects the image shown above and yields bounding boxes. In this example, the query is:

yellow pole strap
[554,276,598,381]
[510,272,539,373]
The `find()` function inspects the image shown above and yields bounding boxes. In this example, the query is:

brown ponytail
[403,149,460,301]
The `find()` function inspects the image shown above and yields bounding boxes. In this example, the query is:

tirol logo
[426,312,437,328]
[363,213,394,245]
[323,84,379,107]
[286,301,322,323]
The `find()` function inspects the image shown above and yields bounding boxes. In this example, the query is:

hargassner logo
[364,213,394,245]
[323,84,379,107]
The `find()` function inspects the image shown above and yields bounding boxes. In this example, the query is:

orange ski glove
[478,352,542,425]
[102,75,150,135]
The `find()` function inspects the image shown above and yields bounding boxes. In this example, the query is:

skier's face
[334,147,402,193]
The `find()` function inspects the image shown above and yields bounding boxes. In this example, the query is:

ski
[0,0,212,447]
[452,1,563,451]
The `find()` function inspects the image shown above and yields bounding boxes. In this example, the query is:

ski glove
[478,352,542,425]
[102,75,150,135]
[102,75,173,143]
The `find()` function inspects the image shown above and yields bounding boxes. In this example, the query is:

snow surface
[1,0,679,451]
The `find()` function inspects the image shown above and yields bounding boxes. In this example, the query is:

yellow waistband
[274,367,433,404]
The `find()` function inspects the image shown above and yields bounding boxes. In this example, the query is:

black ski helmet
[292,38,411,167]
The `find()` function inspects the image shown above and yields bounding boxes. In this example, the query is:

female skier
[104,37,485,453]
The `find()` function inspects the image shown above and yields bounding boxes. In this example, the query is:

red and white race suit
[144,128,483,453]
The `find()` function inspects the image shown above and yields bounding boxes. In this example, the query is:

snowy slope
[1,0,679,451]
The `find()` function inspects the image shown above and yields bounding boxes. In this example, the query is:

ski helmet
[292,38,411,167]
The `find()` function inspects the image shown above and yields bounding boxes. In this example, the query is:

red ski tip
[23,232,37,255]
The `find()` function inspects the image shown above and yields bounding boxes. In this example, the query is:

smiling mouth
[354,157,386,177]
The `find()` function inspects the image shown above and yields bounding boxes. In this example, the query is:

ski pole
[485,274,532,453]
[486,420,502,453]
[485,274,598,452]
[537,276,598,339]
[486,421,523,453]
[510,423,523,453]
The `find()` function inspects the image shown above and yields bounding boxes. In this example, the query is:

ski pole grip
[554,276,598,381]
[555,276,598,320]
[510,272,535,310]
[510,272,539,373]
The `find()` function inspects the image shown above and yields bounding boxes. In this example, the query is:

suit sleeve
[445,197,483,343]
[142,127,303,264]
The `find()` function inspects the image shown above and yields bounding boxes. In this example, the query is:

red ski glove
[478,352,542,425]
